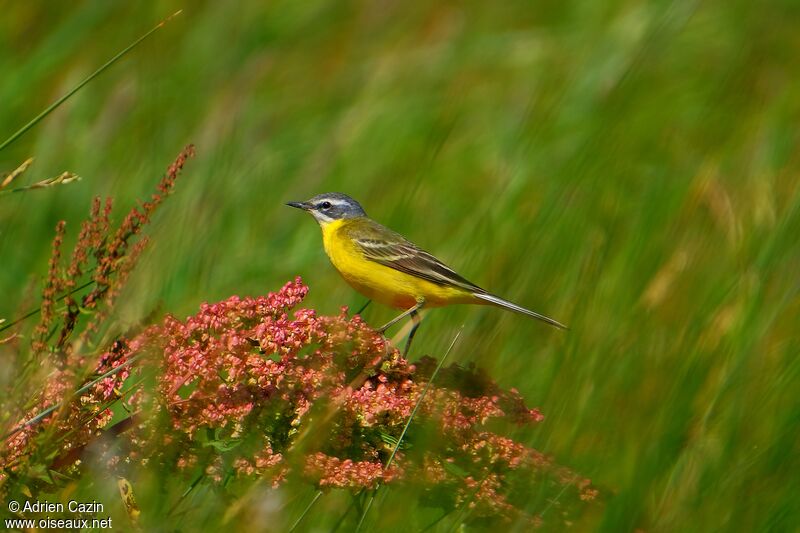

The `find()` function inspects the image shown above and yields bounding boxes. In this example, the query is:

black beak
[286,201,310,210]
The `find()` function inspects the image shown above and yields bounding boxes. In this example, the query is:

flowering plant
[1,146,595,529]
[3,276,595,527]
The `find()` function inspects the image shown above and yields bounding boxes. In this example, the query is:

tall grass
[2,1,799,531]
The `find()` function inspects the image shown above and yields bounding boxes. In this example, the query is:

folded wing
[347,221,484,293]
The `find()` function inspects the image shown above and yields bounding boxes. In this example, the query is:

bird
[287,192,566,354]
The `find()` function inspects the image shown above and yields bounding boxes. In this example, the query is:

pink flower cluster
[130,278,595,523]
[1,337,135,479]
[156,279,325,435]
[3,278,596,525]
[304,452,401,490]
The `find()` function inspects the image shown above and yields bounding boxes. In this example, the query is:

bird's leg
[355,299,371,316]
[403,309,423,356]
[378,298,425,334]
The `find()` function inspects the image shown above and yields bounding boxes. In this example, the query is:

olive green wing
[344,220,484,293]
[343,219,567,329]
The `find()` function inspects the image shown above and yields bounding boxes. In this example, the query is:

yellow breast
[319,218,473,309]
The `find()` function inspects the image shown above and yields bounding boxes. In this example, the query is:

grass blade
[354,327,464,532]
[1,353,143,441]
[0,280,95,334]
[288,490,323,532]
[0,171,80,197]
[0,10,182,153]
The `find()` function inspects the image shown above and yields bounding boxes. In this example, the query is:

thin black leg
[355,299,371,316]
[403,310,422,356]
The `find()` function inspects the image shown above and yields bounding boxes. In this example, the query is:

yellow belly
[320,220,474,309]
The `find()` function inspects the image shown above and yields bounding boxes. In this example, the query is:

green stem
[0,280,95,334]
[2,353,143,441]
[287,490,322,532]
[354,327,463,532]
[0,11,182,153]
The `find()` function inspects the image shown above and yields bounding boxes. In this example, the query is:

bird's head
[286,193,367,225]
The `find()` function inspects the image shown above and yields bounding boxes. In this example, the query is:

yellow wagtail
[287,193,566,353]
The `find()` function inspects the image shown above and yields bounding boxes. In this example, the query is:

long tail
[472,292,568,330]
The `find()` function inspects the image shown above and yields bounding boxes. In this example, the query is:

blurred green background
[2,0,799,530]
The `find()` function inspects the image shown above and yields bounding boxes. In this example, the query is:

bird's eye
[320,201,332,209]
